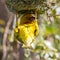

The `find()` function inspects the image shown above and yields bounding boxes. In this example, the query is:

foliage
[6,0,47,14]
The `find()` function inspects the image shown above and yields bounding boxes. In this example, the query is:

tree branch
[2,13,13,60]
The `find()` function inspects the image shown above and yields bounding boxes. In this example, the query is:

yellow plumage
[14,14,39,47]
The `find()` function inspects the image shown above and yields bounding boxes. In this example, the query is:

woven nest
[6,0,46,13]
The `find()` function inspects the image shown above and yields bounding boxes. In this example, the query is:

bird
[14,13,39,47]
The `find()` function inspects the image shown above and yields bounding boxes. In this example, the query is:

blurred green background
[0,0,60,60]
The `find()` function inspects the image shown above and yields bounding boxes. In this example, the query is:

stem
[2,13,13,60]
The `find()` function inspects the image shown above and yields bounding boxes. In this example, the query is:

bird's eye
[28,17,35,20]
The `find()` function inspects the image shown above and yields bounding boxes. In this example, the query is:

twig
[2,13,13,60]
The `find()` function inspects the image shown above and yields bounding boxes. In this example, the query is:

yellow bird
[14,13,39,47]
